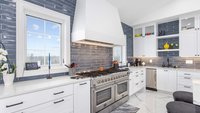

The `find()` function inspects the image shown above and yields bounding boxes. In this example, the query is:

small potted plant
[0,44,16,86]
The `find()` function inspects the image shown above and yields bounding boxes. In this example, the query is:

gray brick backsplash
[132,57,200,69]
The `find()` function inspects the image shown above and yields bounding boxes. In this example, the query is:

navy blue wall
[0,0,133,82]
[121,22,133,57]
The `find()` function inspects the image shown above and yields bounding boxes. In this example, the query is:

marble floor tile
[126,90,173,113]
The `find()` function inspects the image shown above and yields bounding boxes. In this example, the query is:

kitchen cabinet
[133,24,157,57]
[129,68,145,96]
[180,15,200,57]
[157,69,177,92]
[177,71,200,92]
[16,96,73,113]
[74,80,90,113]
[193,79,200,106]
[0,79,91,113]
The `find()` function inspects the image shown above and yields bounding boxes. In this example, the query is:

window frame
[16,0,71,77]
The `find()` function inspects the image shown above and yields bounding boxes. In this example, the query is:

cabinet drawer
[16,95,73,113]
[178,71,193,77]
[177,84,193,92]
[178,77,192,86]
[0,84,73,113]
[49,84,73,99]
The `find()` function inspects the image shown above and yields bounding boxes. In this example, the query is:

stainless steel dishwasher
[146,68,157,91]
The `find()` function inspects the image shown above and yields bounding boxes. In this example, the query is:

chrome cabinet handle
[53,91,64,95]
[6,102,23,108]
[80,82,87,85]
[184,86,191,89]
[184,73,191,75]
[184,77,191,79]
[54,99,64,104]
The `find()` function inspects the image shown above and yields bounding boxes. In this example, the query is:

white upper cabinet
[133,24,157,57]
[180,15,200,57]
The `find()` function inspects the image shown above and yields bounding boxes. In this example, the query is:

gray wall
[121,22,133,57]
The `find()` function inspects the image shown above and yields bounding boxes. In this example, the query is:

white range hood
[72,0,126,46]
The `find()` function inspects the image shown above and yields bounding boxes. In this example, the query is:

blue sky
[26,16,61,56]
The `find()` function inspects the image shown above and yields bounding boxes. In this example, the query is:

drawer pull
[164,70,168,72]
[184,86,191,89]
[54,99,65,104]
[6,102,23,108]
[53,91,64,95]
[80,82,87,85]
[184,73,191,75]
[184,77,191,79]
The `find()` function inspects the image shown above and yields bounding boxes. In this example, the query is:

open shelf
[157,49,179,52]
[135,28,143,37]
[145,25,154,36]
[157,34,179,39]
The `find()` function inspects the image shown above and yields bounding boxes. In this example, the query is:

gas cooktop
[71,68,129,79]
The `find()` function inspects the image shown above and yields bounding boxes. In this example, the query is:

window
[26,16,61,66]
[113,45,127,66]
[16,0,70,77]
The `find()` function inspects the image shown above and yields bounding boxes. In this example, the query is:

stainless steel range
[76,68,129,113]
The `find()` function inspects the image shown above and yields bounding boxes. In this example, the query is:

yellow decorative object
[164,42,170,49]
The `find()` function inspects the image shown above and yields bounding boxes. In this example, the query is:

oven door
[115,80,129,101]
[93,84,115,112]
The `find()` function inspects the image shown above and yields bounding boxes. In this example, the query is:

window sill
[23,66,68,77]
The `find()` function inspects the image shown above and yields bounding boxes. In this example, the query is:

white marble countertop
[128,66,200,73]
[0,76,91,99]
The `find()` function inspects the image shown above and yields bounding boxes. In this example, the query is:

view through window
[26,15,61,66]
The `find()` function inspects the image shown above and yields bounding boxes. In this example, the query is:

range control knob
[105,79,107,82]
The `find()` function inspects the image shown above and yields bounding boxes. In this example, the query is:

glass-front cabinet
[134,27,143,38]
[180,17,195,31]
[134,24,155,38]
[179,15,200,57]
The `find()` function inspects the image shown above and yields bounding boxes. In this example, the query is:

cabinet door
[144,37,157,57]
[16,96,73,113]
[74,80,90,113]
[134,38,145,57]
[129,73,135,96]
[167,70,177,92]
[157,69,168,91]
[180,29,198,57]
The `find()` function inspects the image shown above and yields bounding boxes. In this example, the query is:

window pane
[26,16,61,66]
[113,46,122,62]
[27,16,44,33]
[46,21,61,36]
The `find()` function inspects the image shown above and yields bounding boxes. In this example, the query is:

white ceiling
[108,0,200,26]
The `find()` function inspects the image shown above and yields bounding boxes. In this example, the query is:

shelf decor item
[65,63,78,76]
[0,41,16,86]
[164,42,170,49]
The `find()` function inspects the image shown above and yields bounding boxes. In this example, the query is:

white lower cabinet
[129,68,145,96]
[157,69,177,92]
[0,80,91,113]
[16,96,73,113]
[74,81,90,113]
[177,71,200,92]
